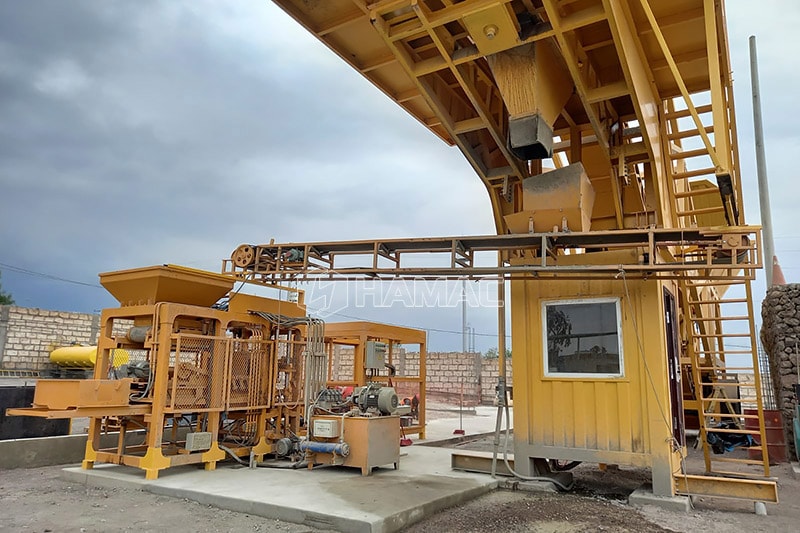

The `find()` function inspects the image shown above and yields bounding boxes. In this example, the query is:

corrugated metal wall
[511,277,675,467]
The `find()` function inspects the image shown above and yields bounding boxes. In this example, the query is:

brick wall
[0,306,99,372]
[481,357,514,405]
[425,352,480,405]
[0,305,515,406]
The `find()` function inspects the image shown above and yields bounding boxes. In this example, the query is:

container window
[543,298,623,378]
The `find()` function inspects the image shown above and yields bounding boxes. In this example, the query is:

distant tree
[0,272,14,305]
[546,308,572,358]
[483,347,511,359]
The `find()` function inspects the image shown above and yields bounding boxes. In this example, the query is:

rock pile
[761,284,800,460]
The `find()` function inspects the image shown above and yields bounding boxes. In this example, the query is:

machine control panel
[365,341,387,370]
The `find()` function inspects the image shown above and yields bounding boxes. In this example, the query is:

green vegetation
[0,272,14,305]
[484,347,511,359]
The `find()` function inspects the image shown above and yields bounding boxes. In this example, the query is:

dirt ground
[2,406,798,533]
[2,460,797,533]
[0,465,324,533]
[405,489,673,533]
[404,460,800,533]
[436,432,800,533]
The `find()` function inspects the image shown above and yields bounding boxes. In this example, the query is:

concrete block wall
[425,352,481,405]
[481,358,514,405]
[415,352,513,406]
[330,345,356,382]
[307,345,514,406]
[0,305,515,406]
[761,285,800,460]
[0,306,99,371]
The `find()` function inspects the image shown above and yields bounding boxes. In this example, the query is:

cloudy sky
[0,1,797,352]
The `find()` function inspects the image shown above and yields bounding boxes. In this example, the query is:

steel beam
[674,474,778,503]
[222,226,762,283]
[451,450,514,476]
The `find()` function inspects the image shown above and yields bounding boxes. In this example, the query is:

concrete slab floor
[416,404,510,443]
[62,445,498,533]
[791,462,800,480]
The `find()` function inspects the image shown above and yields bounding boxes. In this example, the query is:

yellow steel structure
[272,0,778,503]
[9,265,315,480]
[6,0,777,504]
[324,321,427,438]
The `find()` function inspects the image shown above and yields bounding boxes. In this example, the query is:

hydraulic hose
[490,382,573,491]
[489,273,573,491]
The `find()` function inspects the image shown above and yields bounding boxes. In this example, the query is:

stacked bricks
[330,345,356,382]
[760,284,800,460]
[0,306,100,372]
[425,352,482,406]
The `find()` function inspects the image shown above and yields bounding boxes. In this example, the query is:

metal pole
[498,277,507,379]
[462,278,467,353]
[749,35,775,287]
[491,269,507,478]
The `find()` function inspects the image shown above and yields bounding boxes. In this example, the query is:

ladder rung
[689,298,748,305]
[699,382,754,387]
[702,413,761,419]
[708,469,770,479]
[677,206,726,217]
[668,125,714,141]
[674,188,719,199]
[693,333,750,338]
[710,457,767,465]
[692,315,749,321]
[690,280,746,287]
[695,351,754,355]
[672,166,716,179]
[696,365,756,370]
[704,427,760,435]
[700,398,750,403]
[670,147,713,160]
[665,104,714,119]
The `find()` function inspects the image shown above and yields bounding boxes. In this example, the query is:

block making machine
[8,265,413,479]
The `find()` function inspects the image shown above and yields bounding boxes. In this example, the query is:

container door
[664,288,685,447]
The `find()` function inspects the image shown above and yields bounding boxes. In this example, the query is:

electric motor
[275,437,295,457]
[353,384,398,415]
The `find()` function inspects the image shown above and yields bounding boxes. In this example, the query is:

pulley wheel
[231,244,256,268]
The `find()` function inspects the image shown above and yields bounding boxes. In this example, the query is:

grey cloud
[1,1,793,350]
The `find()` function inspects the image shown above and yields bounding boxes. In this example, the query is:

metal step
[664,104,714,119]
[668,125,714,141]
[672,166,716,180]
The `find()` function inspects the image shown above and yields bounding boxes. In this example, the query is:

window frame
[541,297,625,379]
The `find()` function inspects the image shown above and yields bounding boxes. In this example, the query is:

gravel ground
[0,466,324,533]
[2,405,798,533]
[404,489,673,533]
[405,460,800,533]
[413,430,800,533]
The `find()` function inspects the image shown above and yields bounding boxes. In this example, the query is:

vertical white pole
[750,36,775,287]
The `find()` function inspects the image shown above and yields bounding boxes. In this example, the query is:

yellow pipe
[50,346,129,368]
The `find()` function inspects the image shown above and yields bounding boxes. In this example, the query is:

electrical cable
[308,307,512,339]
[0,262,103,288]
